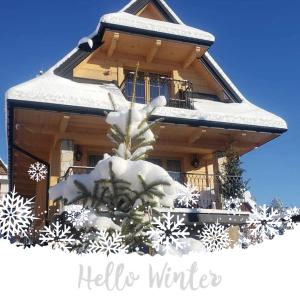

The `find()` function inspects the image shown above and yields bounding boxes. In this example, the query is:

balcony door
[123,70,169,104]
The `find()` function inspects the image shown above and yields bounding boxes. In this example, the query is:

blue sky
[0,0,299,206]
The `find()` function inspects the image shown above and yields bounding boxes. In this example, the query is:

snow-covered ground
[1,225,299,299]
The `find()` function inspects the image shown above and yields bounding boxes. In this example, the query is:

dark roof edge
[200,55,243,103]
[7,98,287,134]
[124,0,180,24]
[6,98,286,186]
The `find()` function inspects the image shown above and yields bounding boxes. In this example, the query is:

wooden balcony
[120,72,195,110]
[59,166,244,210]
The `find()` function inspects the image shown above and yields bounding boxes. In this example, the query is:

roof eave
[93,21,215,48]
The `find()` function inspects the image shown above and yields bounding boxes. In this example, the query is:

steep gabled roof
[5,0,288,134]
[120,0,183,24]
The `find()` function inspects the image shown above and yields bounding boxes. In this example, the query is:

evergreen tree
[61,63,172,252]
[271,198,285,213]
[106,62,164,161]
[220,147,249,201]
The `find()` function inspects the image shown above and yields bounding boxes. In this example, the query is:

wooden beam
[59,115,70,133]
[183,46,201,69]
[146,39,162,63]
[107,33,120,58]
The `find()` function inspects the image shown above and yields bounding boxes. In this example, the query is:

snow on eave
[5,70,128,113]
[100,12,215,44]
[119,0,184,25]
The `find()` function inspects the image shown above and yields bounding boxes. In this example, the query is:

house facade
[5,0,287,224]
[0,159,8,199]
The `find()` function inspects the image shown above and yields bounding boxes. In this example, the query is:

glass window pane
[147,158,163,167]
[88,155,103,167]
[167,160,182,183]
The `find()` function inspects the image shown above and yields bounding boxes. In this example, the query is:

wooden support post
[146,39,162,63]
[107,33,120,58]
[183,46,201,69]
[117,64,125,86]
[212,151,225,209]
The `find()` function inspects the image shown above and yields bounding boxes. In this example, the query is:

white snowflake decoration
[247,205,281,241]
[147,212,190,251]
[66,207,90,228]
[281,207,298,229]
[87,230,128,256]
[176,183,200,208]
[200,223,231,252]
[39,221,77,251]
[28,162,48,182]
[238,228,252,249]
[224,197,242,212]
[0,188,35,239]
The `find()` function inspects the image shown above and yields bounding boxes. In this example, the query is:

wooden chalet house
[5,0,287,225]
[0,159,8,199]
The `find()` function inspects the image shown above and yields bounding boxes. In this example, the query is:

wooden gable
[137,2,169,21]
[124,0,181,24]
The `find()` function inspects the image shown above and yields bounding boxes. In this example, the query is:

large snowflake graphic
[176,183,200,208]
[0,188,35,239]
[247,205,281,241]
[87,230,128,256]
[39,221,77,251]
[147,211,190,251]
[223,197,242,212]
[199,223,231,252]
[65,206,90,228]
[28,162,48,182]
[282,207,298,229]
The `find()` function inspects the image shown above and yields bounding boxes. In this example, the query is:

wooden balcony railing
[59,166,244,210]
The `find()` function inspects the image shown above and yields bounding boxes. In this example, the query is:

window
[166,159,182,183]
[88,155,104,167]
[124,71,146,104]
[149,73,169,101]
[123,70,169,104]
[148,158,163,167]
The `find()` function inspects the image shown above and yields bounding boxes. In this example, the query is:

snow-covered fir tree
[50,64,178,252]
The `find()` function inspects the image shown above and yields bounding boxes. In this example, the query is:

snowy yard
[0,225,299,299]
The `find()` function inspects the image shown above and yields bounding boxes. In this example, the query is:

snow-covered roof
[98,12,215,45]
[6,72,125,111]
[4,0,287,134]
[5,70,287,132]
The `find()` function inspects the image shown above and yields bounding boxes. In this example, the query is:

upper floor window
[123,70,169,104]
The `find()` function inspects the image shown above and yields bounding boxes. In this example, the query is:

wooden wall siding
[73,31,223,98]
